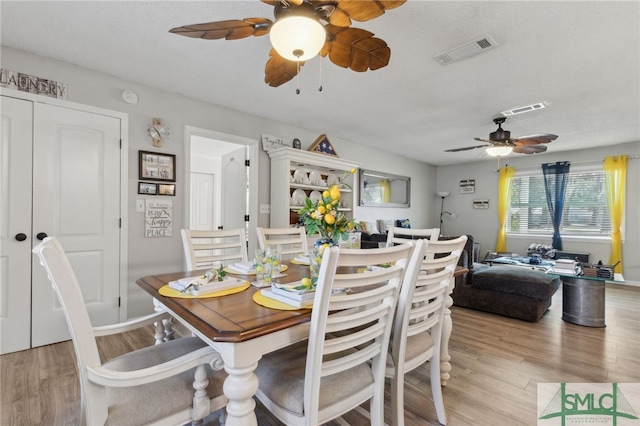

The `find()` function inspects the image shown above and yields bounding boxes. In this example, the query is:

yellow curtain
[380,179,391,203]
[496,165,516,252]
[604,155,627,273]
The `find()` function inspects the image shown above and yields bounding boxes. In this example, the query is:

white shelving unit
[268,147,359,229]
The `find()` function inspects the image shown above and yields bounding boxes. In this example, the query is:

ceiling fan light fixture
[486,145,513,157]
[269,16,326,62]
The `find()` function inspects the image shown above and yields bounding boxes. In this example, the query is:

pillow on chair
[360,221,379,235]
[378,219,395,234]
[395,219,411,229]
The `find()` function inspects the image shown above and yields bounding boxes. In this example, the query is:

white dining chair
[254,242,416,425]
[32,237,228,426]
[386,235,468,426]
[181,228,248,270]
[256,226,309,258]
[387,226,440,246]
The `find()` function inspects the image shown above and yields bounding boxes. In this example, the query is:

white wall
[2,47,436,316]
[436,142,640,283]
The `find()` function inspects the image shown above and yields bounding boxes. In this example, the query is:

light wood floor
[2,283,638,426]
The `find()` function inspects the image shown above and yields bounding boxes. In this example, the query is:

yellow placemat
[225,264,288,275]
[159,283,250,299]
[252,291,312,310]
[289,259,310,266]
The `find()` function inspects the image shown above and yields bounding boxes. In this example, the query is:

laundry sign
[145,199,173,238]
[1,69,67,99]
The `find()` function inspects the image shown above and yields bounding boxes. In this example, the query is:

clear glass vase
[310,238,337,288]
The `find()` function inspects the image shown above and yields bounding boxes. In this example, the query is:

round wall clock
[148,118,169,147]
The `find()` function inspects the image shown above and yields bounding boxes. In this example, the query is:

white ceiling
[2,1,639,166]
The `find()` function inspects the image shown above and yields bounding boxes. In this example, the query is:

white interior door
[0,96,33,354]
[221,147,247,231]
[190,172,215,231]
[31,102,122,347]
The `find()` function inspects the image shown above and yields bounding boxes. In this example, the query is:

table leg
[221,363,259,425]
[440,291,453,387]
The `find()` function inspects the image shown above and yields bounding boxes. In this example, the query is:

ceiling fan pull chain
[318,56,323,92]
[296,60,301,95]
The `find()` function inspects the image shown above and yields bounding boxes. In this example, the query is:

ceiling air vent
[501,102,546,117]
[433,35,498,65]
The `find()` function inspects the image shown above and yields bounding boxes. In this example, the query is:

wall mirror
[359,169,411,208]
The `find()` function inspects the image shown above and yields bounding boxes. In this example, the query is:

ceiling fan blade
[322,25,390,71]
[265,48,304,87]
[513,145,548,154]
[169,18,272,40]
[445,145,489,152]
[473,137,492,143]
[322,0,406,26]
[513,134,558,145]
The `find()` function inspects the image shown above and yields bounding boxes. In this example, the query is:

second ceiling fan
[445,117,558,156]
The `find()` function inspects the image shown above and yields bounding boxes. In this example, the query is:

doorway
[184,126,259,258]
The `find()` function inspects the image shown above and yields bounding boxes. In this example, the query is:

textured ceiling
[2,1,639,165]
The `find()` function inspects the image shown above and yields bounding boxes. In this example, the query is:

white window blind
[507,167,611,236]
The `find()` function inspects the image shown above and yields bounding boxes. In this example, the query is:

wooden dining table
[136,262,468,425]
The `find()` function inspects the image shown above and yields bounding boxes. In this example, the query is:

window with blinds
[507,167,611,236]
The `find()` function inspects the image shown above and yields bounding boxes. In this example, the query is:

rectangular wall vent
[501,102,546,117]
[433,35,498,65]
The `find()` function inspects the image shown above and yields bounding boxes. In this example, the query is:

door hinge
[119,218,122,228]
[118,297,121,307]
[245,159,250,167]
[120,139,122,149]
[244,215,250,222]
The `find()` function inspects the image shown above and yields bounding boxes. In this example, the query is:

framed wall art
[158,183,176,196]
[473,199,489,209]
[139,150,176,182]
[460,179,475,194]
[138,182,157,195]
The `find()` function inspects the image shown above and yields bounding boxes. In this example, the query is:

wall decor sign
[473,199,489,209]
[460,179,476,194]
[261,134,291,152]
[145,199,173,238]
[139,150,176,182]
[0,69,67,99]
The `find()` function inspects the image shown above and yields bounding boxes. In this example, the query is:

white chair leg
[440,292,453,386]
[192,364,210,421]
[391,371,405,426]
[154,319,166,344]
[163,316,175,341]
[430,359,447,425]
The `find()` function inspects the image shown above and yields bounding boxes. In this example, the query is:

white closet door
[190,172,215,231]
[0,97,33,354]
[31,103,122,347]
[221,147,247,231]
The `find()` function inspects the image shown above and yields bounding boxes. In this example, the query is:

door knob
[36,232,48,241]
[15,233,27,241]
[217,226,224,230]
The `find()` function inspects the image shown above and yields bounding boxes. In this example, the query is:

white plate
[309,171,322,186]
[292,188,307,205]
[309,190,322,203]
[326,173,339,186]
[293,168,307,184]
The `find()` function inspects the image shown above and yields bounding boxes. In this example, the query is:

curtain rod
[496,154,639,172]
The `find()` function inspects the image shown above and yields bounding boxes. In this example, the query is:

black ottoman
[452,266,561,322]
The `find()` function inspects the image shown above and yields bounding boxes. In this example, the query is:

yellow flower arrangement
[296,169,360,243]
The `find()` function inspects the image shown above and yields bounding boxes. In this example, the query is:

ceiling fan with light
[169,0,406,90]
[445,117,558,157]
